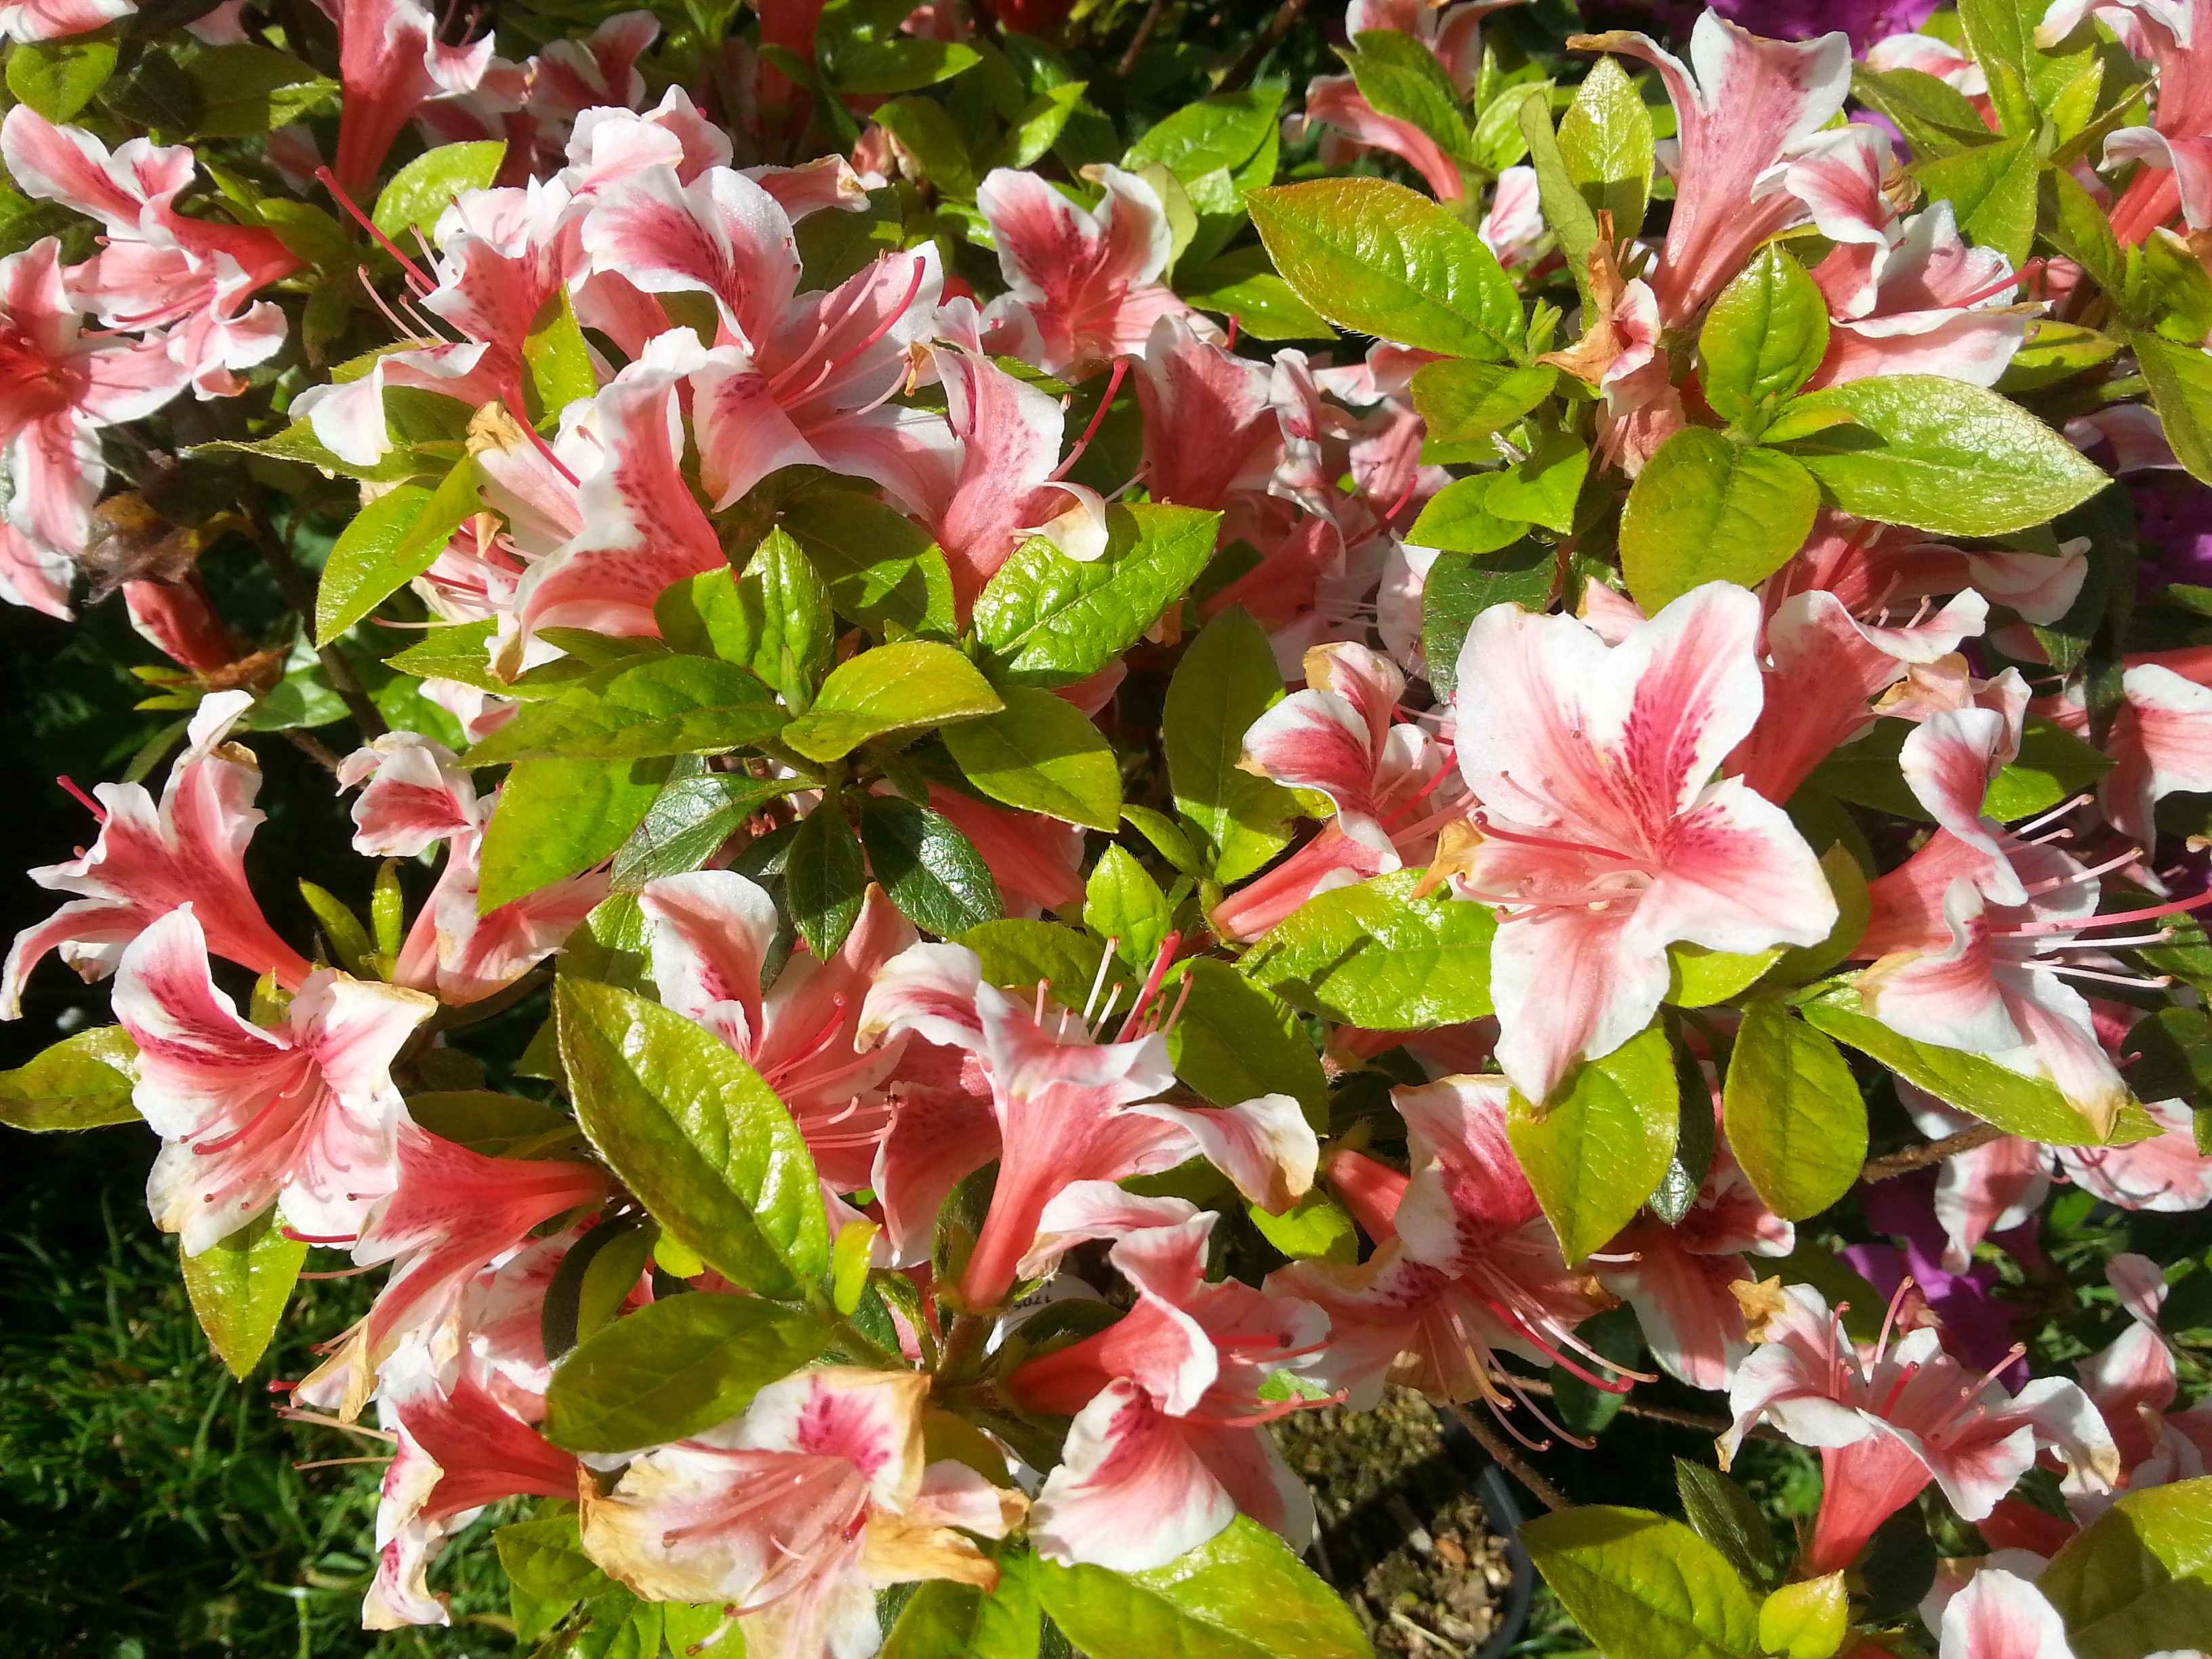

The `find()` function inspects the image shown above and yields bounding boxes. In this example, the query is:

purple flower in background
[1843,1170,2032,1387]
[1696,0,1939,48]
[2131,470,2212,594]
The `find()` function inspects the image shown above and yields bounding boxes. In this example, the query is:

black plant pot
[1431,1407,1537,1658]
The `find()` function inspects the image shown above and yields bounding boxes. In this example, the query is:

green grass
[0,1130,520,1657]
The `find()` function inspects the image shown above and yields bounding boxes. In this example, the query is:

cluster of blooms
[3,0,2211,1656]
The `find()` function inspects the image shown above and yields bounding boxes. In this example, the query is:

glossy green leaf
[962,919,1133,1012]
[1911,132,2040,268]
[1519,1506,1763,1659]
[860,794,1003,935]
[1664,943,1784,1009]
[186,43,337,137]
[779,491,959,635]
[657,529,835,696]
[941,685,1121,830]
[787,798,867,958]
[1484,433,1589,534]
[1778,374,2111,536]
[7,34,117,123]
[1420,542,1554,699]
[1124,88,1284,182]
[1801,985,2158,1147]
[0,1025,140,1130]
[1164,607,1298,881]
[2135,332,2212,486]
[1085,844,1174,970]
[1698,245,1830,428]
[1248,178,1523,359]
[1166,958,1328,1127]
[179,1208,306,1380]
[478,757,673,914]
[972,505,1221,688]
[371,141,506,242]
[1759,1576,1849,1659]
[1722,1004,1867,1221]
[1036,1515,1374,1659]
[523,284,597,418]
[1984,715,2115,821]
[830,37,979,94]
[783,642,1002,762]
[1408,476,1530,555]
[1517,83,1599,302]
[1180,258,1334,342]
[1674,1460,1778,1590]
[875,95,977,197]
[1242,869,1497,1029]
[1409,360,1558,449]
[405,1091,577,1156]
[1249,1190,1360,1262]
[609,767,792,892]
[2039,1477,2212,1659]
[1557,55,1654,237]
[468,657,784,766]
[1509,1025,1678,1262]
[497,1513,619,1603]
[1343,29,1473,164]
[1850,64,1992,159]
[556,978,830,1301]
[316,465,483,643]
[545,1294,830,1453]
[882,1556,1043,1659]
[1620,428,1820,612]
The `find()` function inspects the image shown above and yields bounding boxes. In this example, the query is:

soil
[1272,1388,1521,1657]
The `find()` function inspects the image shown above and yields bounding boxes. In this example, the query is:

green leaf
[316,466,480,643]
[1514,82,1600,307]
[1164,607,1298,881]
[1999,320,2123,392]
[972,505,1221,688]
[783,642,1003,763]
[2043,164,2125,301]
[1777,374,2111,536]
[1036,1515,1374,1659]
[1086,844,1174,970]
[1408,476,1530,555]
[185,43,336,138]
[1620,429,1820,612]
[1249,1189,1360,1262]
[1122,804,1207,881]
[1124,88,1283,182]
[1509,1025,1679,1261]
[780,490,959,636]
[7,33,118,123]
[405,1091,577,1156]
[1420,541,1555,699]
[523,284,597,417]
[1985,715,2115,820]
[1772,842,1871,985]
[1850,64,1996,159]
[497,1513,619,1603]
[962,918,1132,1011]
[787,798,867,958]
[1721,1004,1867,1221]
[1484,432,1589,534]
[1242,869,1497,1029]
[1698,245,1830,428]
[0,1025,139,1130]
[371,141,506,243]
[1674,1459,1778,1590]
[1180,257,1334,342]
[1342,30,1473,165]
[876,95,977,197]
[657,529,836,699]
[1665,944,1784,1009]
[2134,332,2212,486]
[384,617,497,687]
[610,767,793,892]
[468,657,785,766]
[556,978,830,1302]
[479,757,675,913]
[178,1208,306,1380]
[1519,1507,1763,1659]
[1557,55,1654,237]
[1910,132,2040,268]
[545,1294,830,1453]
[1409,359,1559,450]
[882,1557,1043,1659]
[860,794,1004,935]
[1801,985,2158,1147]
[2039,1477,2212,1659]
[830,37,979,94]
[1247,178,1523,359]
[941,685,1122,830]
[1759,1576,1849,1659]
[1166,959,1328,1128]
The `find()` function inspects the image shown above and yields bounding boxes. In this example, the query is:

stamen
[1082,943,1118,1024]
[56,775,105,821]
[1049,359,1130,483]
[2010,886,2212,937]
[2017,962,2173,987]
[2011,793,2090,835]
[316,167,435,293]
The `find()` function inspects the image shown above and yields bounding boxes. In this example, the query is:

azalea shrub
[3,0,2212,1654]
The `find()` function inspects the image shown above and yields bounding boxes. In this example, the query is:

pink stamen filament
[316,167,435,293]
[2011,793,2091,836]
[56,775,105,821]
[2017,962,2171,987]
[504,376,582,487]
[1049,359,1130,484]
[2007,886,2212,936]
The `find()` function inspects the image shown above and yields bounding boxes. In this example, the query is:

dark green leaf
[1166,959,1328,1127]
[1342,30,1473,164]
[861,794,1004,935]
[609,768,793,893]
[2135,332,2212,486]
[1420,542,1555,698]
[186,43,336,137]
[787,799,867,958]
[780,491,959,635]
[1674,1460,1779,1590]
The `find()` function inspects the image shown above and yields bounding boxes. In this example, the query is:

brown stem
[281,729,346,775]
[1445,1403,1569,1513]
[1118,0,1168,75]
[1505,1375,1732,1436]
[239,484,388,744]
[1861,1122,2007,1184]
[1216,0,1311,94]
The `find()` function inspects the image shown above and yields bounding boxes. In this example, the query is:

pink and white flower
[1447,582,1837,1103]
